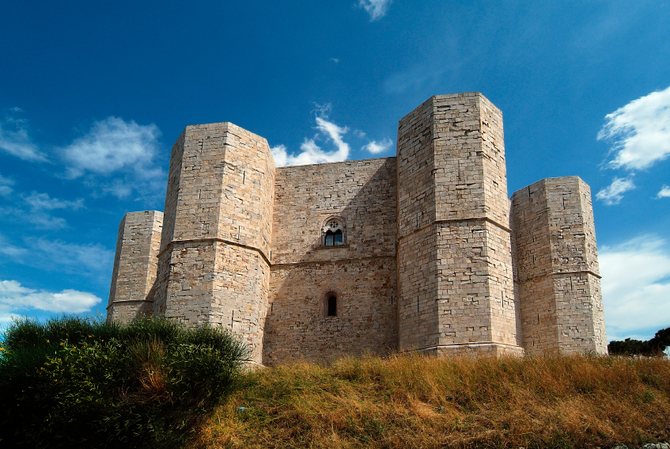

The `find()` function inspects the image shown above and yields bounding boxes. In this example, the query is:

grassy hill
[191,354,670,449]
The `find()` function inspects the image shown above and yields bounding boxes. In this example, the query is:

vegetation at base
[0,316,247,449]
[193,354,670,449]
[609,327,670,356]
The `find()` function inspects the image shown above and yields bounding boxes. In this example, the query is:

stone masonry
[107,92,607,365]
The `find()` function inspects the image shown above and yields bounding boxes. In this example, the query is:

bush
[0,316,247,449]
[609,327,670,356]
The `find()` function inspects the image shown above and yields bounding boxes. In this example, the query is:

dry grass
[190,354,670,449]
[128,337,172,403]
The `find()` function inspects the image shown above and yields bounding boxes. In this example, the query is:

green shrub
[0,316,247,449]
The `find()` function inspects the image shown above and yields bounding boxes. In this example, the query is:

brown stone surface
[107,92,607,364]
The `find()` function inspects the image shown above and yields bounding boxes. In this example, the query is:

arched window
[324,229,343,246]
[322,217,346,247]
[327,295,337,316]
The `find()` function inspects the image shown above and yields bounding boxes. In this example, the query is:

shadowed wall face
[265,158,397,365]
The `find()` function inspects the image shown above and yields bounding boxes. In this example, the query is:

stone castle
[107,92,607,365]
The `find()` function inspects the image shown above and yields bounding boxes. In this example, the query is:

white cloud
[0,112,48,162]
[24,192,84,211]
[596,176,635,205]
[272,115,351,167]
[598,85,670,171]
[30,238,114,276]
[329,58,340,64]
[62,116,162,177]
[316,117,350,159]
[657,185,670,198]
[61,116,165,200]
[0,280,102,315]
[358,0,391,21]
[600,235,670,341]
[272,105,393,167]
[384,63,450,94]
[362,138,393,155]
[270,145,289,167]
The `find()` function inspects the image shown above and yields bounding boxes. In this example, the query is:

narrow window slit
[327,295,337,316]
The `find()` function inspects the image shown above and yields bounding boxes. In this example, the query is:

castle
[107,92,607,365]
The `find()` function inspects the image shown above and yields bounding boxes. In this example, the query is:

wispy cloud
[0,235,28,258]
[0,190,84,230]
[384,63,449,95]
[0,109,48,162]
[597,85,670,205]
[600,235,670,341]
[0,205,68,230]
[272,106,351,167]
[598,85,670,171]
[657,185,670,199]
[595,176,635,205]
[62,117,165,199]
[272,105,394,167]
[362,138,393,155]
[63,117,160,176]
[0,234,114,279]
[24,192,84,211]
[0,174,14,197]
[357,0,392,21]
[0,279,102,317]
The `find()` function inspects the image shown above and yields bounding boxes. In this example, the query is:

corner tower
[152,122,276,364]
[511,177,606,355]
[396,93,523,356]
[107,210,163,323]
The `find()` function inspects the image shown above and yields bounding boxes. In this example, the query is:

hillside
[192,354,670,449]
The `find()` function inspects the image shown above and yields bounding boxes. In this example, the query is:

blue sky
[0,0,668,342]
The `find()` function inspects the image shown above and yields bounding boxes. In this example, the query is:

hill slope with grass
[193,354,670,449]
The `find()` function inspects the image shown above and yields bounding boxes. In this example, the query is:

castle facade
[107,93,607,365]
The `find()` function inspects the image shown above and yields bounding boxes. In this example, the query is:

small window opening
[325,229,343,246]
[327,295,337,316]
[323,218,345,247]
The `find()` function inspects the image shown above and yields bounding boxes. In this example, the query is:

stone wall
[265,158,397,364]
[107,210,163,323]
[107,92,606,365]
[511,177,606,355]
